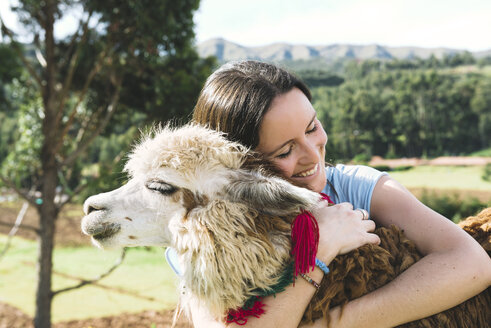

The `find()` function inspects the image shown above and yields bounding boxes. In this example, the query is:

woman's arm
[191,267,326,328]
[190,202,380,328]
[325,175,491,328]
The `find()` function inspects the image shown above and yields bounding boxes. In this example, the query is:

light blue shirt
[166,165,387,276]
[322,164,388,212]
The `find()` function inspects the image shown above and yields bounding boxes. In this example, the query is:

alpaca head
[82,123,321,249]
[82,124,246,248]
[81,123,322,316]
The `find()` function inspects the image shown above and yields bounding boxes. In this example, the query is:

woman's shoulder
[323,164,388,210]
[325,163,387,181]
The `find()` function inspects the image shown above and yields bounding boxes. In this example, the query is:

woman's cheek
[272,158,296,178]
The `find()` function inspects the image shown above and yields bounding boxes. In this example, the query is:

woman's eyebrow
[306,113,316,129]
[266,113,316,156]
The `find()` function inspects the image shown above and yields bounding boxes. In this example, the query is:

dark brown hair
[192,60,311,149]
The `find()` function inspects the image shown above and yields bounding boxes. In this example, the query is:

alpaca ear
[224,169,322,216]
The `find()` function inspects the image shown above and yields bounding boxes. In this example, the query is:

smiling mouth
[293,164,318,178]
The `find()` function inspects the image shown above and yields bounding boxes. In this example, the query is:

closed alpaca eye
[145,180,177,195]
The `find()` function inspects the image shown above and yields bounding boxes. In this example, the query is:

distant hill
[197,38,491,62]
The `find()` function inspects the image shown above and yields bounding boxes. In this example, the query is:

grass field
[388,165,491,192]
[0,235,179,322]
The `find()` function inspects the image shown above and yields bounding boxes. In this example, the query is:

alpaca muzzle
[82,217,121,241]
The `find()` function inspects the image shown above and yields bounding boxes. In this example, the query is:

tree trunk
[34,182,57,328]
[34,1,58,326]
[34,100,59,328]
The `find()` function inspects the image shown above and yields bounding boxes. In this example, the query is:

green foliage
[312,63,491,160]
[391,165,414,172]
[419,190,488,223]
[1,98,43,189]
[370,165,391,172]
[351,153,371,165]
[483,164,491,182]
[368,165,413,172]
[469,148,491,157]
[0,0,215,196]
[0,44,23,112]
[295,70,345,88]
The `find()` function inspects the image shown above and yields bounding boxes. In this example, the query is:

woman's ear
[224,169,322,216]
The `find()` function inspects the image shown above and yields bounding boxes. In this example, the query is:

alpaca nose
[83,196,107,215]
[87,204,104,215]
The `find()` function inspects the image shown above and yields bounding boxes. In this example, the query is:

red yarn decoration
[291,192,333,278]
[225,193,334,322]
[291,210,319,277]
[320,192,334,204]
[226,297,266,325]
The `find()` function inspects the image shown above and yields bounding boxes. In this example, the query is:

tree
[0,1,214,327]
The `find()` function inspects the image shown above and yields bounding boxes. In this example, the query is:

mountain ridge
[197,38,491,62]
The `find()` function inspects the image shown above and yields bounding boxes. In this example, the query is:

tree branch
[33,34,47,68]
[55,179,88,210]
[0,17,43,88]
[0,220,39,233]
[52,248,126,296]
[61,76,123,167]
[73,104,105,145]
[0,202,30,262]
[54,44,109,129]
[53,48,111,154]
[56,11,94,119]
[0,175,38,207]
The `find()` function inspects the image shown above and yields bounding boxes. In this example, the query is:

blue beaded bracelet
[315,258,330,274]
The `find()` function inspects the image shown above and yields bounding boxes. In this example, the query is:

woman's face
[256,88,328,193]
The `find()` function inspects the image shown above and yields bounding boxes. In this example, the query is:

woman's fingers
[365,231,381,245]
[356,208,369,220]
[362,218,376,231]
[314,203,382,258]
[338,202,354,210]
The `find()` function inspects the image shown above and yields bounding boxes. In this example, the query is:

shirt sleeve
[322,164,388,213]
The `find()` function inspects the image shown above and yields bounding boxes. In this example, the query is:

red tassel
[291,210,319,277]
[226,297,266,325]
[291,193,334,278]
[226,193,335,323]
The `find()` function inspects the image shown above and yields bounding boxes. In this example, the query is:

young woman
[185,60,491,327]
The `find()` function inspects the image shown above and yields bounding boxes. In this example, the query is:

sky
[194,0,491,51]
[1,0,490,51]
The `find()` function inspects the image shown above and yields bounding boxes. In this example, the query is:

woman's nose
[299,139,320,163]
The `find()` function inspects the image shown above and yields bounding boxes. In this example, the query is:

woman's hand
[311,202,380,263]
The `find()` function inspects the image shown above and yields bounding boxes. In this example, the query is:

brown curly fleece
[302,208,491,327]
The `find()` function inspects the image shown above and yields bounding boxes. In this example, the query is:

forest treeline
[294,54,491,161]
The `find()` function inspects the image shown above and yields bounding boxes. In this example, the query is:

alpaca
[81,124,491,327]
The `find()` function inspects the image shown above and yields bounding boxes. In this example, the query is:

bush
[392,165,414,172]
[419,190,488,223]
[370,165,391,172]
[482,163,491,182]
[352,153,372,165]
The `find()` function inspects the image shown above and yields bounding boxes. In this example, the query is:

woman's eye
[145,180,177,195]
[306,122,318,134]
[277,146,292,159]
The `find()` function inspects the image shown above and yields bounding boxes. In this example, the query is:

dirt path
[0,202,89,247]
[0,301,192,328]
[369,156,491,168]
